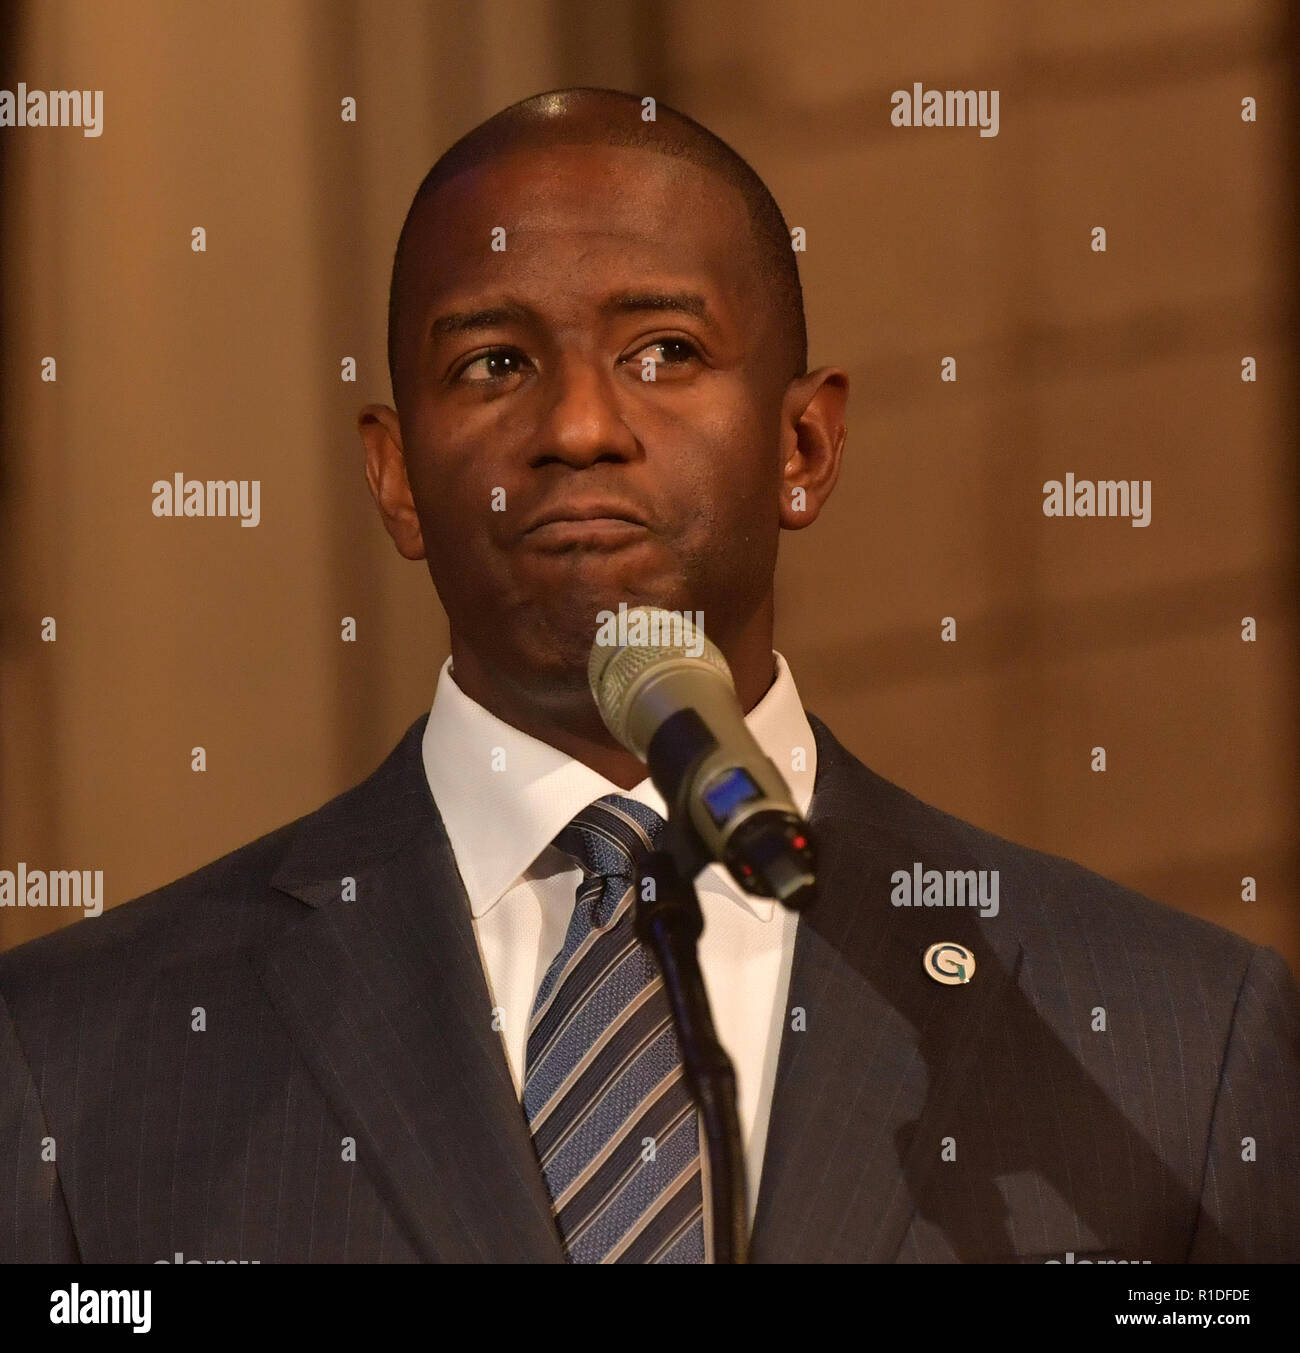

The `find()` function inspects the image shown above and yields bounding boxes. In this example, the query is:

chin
[537,614,608,675]
[495,559,703,667]
[512,599,632,690]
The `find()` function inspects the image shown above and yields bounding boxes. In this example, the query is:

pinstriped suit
[2,712,1297,1263]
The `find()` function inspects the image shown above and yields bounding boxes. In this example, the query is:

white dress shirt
[421,650,816,1224]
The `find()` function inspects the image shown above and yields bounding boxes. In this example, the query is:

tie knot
[552,793,667,885]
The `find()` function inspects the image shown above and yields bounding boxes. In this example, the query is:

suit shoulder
[809,712,1261,977]
[0,818,296,1000]
[0,715,429,999]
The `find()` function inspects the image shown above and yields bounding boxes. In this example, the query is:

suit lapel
[253,718,564,1263]
[751,713,1023,1262]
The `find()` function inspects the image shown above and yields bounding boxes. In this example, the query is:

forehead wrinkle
[411,215,751,339]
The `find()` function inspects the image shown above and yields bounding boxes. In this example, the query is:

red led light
[792,835,806,850]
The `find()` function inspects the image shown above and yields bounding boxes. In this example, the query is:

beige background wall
[2,0,1295,970]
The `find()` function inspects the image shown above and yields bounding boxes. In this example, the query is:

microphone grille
[588,607,732,744]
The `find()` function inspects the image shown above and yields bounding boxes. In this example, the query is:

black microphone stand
[634,834,749,1264]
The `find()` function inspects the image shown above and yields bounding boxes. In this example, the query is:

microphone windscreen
[587,606,732,748]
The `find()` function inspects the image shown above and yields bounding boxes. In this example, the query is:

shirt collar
[422,650,817,923]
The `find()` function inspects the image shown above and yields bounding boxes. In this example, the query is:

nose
[528,352,641,470]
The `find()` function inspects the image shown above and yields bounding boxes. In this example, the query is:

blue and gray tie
[523,794,708,1264]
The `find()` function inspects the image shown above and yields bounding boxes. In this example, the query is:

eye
[455,348,530,384]
[629,337,702,368]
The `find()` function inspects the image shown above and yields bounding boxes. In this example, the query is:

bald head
[385,87,807,397]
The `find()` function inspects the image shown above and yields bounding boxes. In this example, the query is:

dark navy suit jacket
[2,713,1297,1262]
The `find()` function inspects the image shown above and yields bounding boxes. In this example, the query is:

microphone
[588,607,816,909]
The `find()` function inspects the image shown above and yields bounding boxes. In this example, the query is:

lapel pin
[924,942,975,985]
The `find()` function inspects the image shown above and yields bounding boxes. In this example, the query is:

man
[2,88,1296,1264]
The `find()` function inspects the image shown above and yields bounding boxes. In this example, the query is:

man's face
[379,143,793,700]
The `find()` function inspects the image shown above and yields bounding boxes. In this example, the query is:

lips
[523,500,650,534]
[524,518,650,550]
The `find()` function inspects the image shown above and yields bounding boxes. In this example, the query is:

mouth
[523,517,651,550]
[522,500,652,551]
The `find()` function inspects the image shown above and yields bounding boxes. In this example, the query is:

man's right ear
[358,404,426,561]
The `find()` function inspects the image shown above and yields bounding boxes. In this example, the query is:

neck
[448,604,778,791]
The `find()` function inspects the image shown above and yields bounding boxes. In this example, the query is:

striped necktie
[523,794,708,1264]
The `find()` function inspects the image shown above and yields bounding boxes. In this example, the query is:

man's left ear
[778,366,848,530]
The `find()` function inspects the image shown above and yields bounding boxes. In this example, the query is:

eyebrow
[430,303,530,337]
[601,291,712,322]
[428,291,715,338]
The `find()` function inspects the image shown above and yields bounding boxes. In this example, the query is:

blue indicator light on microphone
[701,767,761,826]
